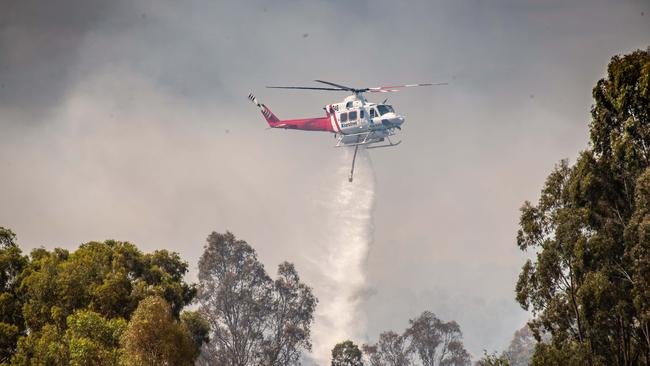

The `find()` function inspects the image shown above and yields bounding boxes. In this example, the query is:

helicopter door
[369,108,380,126]
[347,110,358,130]
[358,109,369,128]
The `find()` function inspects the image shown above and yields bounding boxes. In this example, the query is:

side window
[370,109,376,118]
[340,112,348,122]
[348,111,357,120]
[346,101,354,109]
[360,110,365,118]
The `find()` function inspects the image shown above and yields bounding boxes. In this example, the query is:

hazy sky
[1,0,649,361]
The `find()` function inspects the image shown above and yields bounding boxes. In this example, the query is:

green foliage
[11,324,68,366]
[180,311,210,353]
[331,340,363,366]
[66,310,126,366]
[19,240,195,331]
[515,48,650,365]
[0,324,19,364]
[11,309,126,366]
[529,342,595,366]
[120,296,197,366]
[0,227,28,364]
[0,232,199,365]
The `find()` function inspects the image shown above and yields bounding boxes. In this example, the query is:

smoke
[309,147,376,365]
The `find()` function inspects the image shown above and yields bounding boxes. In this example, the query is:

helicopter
[248,80,445,182]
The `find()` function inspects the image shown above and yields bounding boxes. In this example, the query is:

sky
[1,0,649,362]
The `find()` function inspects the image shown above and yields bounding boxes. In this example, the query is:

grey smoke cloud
[0,0,648,361]
[0,0,127,115]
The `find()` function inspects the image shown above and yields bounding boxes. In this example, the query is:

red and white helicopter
[249,80,445,182]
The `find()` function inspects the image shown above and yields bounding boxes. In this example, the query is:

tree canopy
[0,227,28,363]
[362,311,470,366]
[515,48,650,365]
[121,296,197,366]
[0,230,204,366]
[195,231,317,366]
[331,340,363,366]
[20,240,195,333]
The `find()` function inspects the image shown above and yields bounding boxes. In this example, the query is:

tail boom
[248,93,335,132]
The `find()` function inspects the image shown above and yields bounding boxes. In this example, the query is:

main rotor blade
[368,82,448,93]
[314,80,356,91]
[266,86,347,91]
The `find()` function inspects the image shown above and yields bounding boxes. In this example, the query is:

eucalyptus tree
[362,311,470,366]
[362,331,412,366]
[516,48,650,365]
[196,231,316,366]
[404,311,470,366]
[331,340,363,366]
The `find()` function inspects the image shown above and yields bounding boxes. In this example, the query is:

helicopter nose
[380,115,405,128]
[389,115,404,126]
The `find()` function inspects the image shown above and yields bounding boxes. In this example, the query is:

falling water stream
[310,147,376,365]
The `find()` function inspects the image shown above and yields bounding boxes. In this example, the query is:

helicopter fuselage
[248,80,440,181]
[248,93,404,148]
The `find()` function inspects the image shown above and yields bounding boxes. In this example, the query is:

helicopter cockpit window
[360,110,365,118]
[340,112,348,122]
[377,105,394,116]
[348,111,357,120]
[346,101,354,109]
[370,108,377,118]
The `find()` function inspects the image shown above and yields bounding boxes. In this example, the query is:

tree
[363,331,411,366]
[331,340,363,366]
[362,311,471,366]
[515,48,650,365]
[196,231,273,366]
[121,296,197,366]
[404,311,470,366]
[66,310,126,366]
[196,231,316,366]
[502,325,535,366]
[180,311,210,355]
[10,310,126,366]
[630,169,650,358]
[10,324,68,366]
[0,227,28,364]
[20,240,195,332]
[476,325,536,366]
[475,351,510,366]
[8,238,197,365]
[262,262,317,365]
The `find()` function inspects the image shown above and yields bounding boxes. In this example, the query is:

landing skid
[366,138,401,149]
